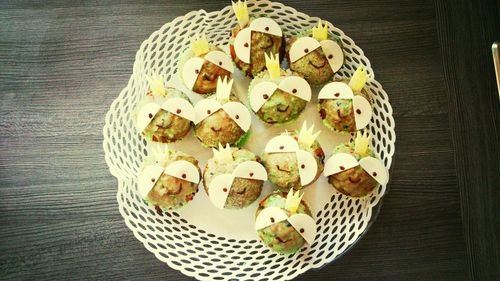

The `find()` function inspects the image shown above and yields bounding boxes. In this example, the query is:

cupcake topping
[232,0,249,28]
[289,20,343,73]
[194,78,251,132]
[204,50,234,73]
[182,56,205,90]
[348,65,369,93]
[285,188,303,213]
[265,53,281,79]
[191,34,210,56]
[297,121,321,148]
[212,143,234,165]
[208,160,268,209]
[265,134,318,186]
[136,95,195,132]
[233,17,283,63]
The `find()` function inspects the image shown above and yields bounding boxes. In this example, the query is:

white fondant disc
[288,213,317,245]
[222,102,251,132]
[204,50,234,73]
[289,37,321,63]
[249,17,282,37]
[264,135,299,153]
[233,161,268,181]
[318,81,353,100]
[359,156,388,185]
[320,39,344,73]
[208,173,235,209]
[255,206,288,230]
[249,81,278,112]
[137,164,164,198]
[136,103,161,132]
[161,97,195,122]
[278,76,311,101]
[194,99,222,124]
[296,149,318,186]
[181,57,204,90]
[164,160,200,184]
[233,27,252,64]
[323,153,359,176]
[352,95,372,130]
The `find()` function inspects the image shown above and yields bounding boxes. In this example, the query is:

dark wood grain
[0,0,497,280]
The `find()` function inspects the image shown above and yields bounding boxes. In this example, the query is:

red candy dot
[265,27,269,31]
[181,173,186,179]
[263,94,269,99]
[151,178,155,183]
[300,228,304,233]
[235,114,239,119]
[304,48,309,53]
[328,54,333,59]
[218,61,222,66]
[372,172,378,177]
[334,93,340,97]
[148,113,153,118]
[356,109,362,114]
[244,42,249,47]
[176,109,182,114]
[270,217,275,223]
[195,69,199,74]
[207,109,211,114]
[223,188,228,192]
[301,164,305,169]
[339,166,345,170]
[292,89,297,93]
[279,145,284,150]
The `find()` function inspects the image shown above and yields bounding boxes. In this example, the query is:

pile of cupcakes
[133,0,389,256]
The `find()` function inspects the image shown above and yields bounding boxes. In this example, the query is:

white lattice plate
[103,1,395,280]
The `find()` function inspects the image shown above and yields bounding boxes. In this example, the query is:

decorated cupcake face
[208,160,267,209]
[138,157,201,210]
[287,21,344,84]
[181,35,234,95]
[317,66,372,133]
[230,1,285,77]
[255,190,316,254]
[323,132,388,197]
[135,78,196,143]
[263,135,318,190]
[194,77,251,147]
[249,53,311,124]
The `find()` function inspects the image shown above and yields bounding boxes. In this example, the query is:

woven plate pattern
[103,1,395,280]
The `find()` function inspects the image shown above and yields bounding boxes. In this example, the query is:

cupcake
[318,66,373,133]
[137,145,201,211]
[179,34,234,95]
[229,0,285,78]
[248,53,311,125]
[204,144,267,209]
[194,77,251,147]
[286,20,344,85]
[323,131,388,197]
[261,122,322,191]
[255,189,316,255]
[135,76,195,143]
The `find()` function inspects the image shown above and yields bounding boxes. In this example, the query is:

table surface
[1,0,499,280]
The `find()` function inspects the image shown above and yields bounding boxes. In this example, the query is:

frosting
[232,160,268,181]
[181,57,204,90]
[233,17,283,63]
[164,160,200,184]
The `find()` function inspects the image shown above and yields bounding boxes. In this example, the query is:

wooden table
[1,0,498,280]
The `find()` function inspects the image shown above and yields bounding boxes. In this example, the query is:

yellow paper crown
[147,75,166,97]
[285,188,303,213]
[191,34,210,56]
[354,131,370,157]
[349,66,369,92]
[151,143,173,166]
[265,53,281,79]
[297,121,321,148]
[215,76,233,103]
[232,0,249,28]
[312,20,328,41]
[212,143,233,164]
